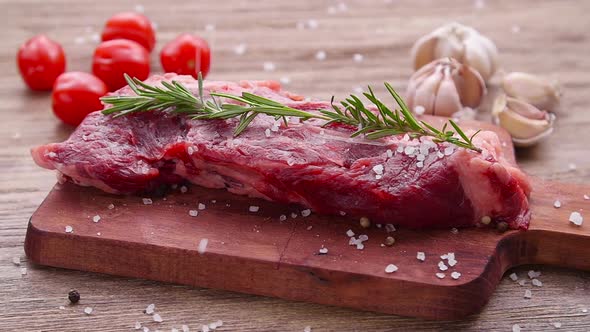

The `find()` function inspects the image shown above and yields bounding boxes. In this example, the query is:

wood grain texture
[1,0,590,330]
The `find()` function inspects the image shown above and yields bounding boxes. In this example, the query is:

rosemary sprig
[101,74,481,152]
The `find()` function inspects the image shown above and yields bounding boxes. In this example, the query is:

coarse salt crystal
[440,254,449,260]
[451,228,459,234]
[518,279,526,286]
[375,174,382,180]
[65,225,73,233]
[234,43,247,55]
[291,212,298,219]
[553,200,561,208]
[180,186,188,193]
[416,161,424,168]
[417,252,425,261]
[142,327,149,332]
[304,326,312,332]
[569,211,583,226]
[134,321,141,329]
[372,164,384,175]
[20,268,27,275]
[339,211,346,216]
[301,209,311,217]
[524,289,532,299]
[202,325,210,332]
[436,273,445,279]
[386,149,393,158]
[528,270,541,279]
[509,273,518,281]
[451,271,461,280]
[249,205,260,213]
[47,152,58,158]
[552,322,562,328]
[84,307,93,315]
[438,261,448,271]
[532,278,543,287]
[107,203,115,210]
[306,225,313,231]
[197,238,208,255]
[349,237,357,246]
[182,324,189,332]
[385,224,396,233]
[358,234,369,242]
[279,214,287,221]
[346,229,355,237]
[584,194,589,200]
[437,151,445,159]
[353,53,364,63]
[145,303,155,314]
[414,105,425,115]
[92,215,101,223]
[12,256,20,266]
[188,146,195,155]
[356,243,365,250]
[271,123,280,132]
[315,50,327,61]
[444,146,454,156]
[404,146,416,155]
[265,128,271,138]
[396,145,404,153]
[512,324,521,332]
[263,62,276,71]
[416,154,425,161]
[385,264,398,273]
[189,210,199,217]
[198,203,206,210]
[319,247,328,254]
[448,258,457,267]
[142,198,153,205]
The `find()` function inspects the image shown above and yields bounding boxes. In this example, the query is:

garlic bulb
[492,94,555,147]
[406,57,486,117]
[411,22,499,81]
[502,72,561,111]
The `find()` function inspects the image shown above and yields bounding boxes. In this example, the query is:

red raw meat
[32,74,531,229]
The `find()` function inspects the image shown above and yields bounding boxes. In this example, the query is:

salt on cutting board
[24,119,590,320]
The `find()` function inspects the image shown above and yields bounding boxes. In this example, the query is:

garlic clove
[502,72,561,111]
[478,36,499,76]
[455,62,487,107]
[412,66,444,114]
[492,94,555,147]
[463,37,492,81]
[433,74,463,117]
[411,34,438,70]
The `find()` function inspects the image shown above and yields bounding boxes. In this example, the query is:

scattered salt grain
[353,53,364,63]
[451,228,459,234]
[97,232,101,236]
[385,264,398,273]
[315,50,327,61]
[438,261,448,271]
[142,327,149,332]
[528,270,541,279]
[204,23,215,31]
[339,211,347,216]
[404,146,416,156]
[304,326,312,332]
[92,215,101,223]
[386,149,393,158]
[198,203,206,210]
[142,198,153,205]
[84,307,93,315]
[20,268,27,275]
[180,186,188,193]
[279,76,291,85]
[279,214,287,221]
[416,154,426,161]
[356,243,365,250]
[346,229,355,237]
[234,43,247,55]
[306,19,319,29]
[436,273,445,279]
[552,322,562,328]
[417,252,426,261]
[448,258,457,267]
[509,273,518,281]
[416,161,424,168]
[107,203,115,210]
[291,212,298,219]
[444,146,455,156]
[65,225,73,233]
[263,62,276,72]
[524,289,532,299]
[532,278,543,287]
[583,308,588,313]
[372,164,384,175]
[569,211,583,226]
[59,305,66,310]
[145,304,155,315]
[319,247,328,255]
[182,324,190,332]
[518,279,526,286]
[437,151,445,159]
[47,151,58,158]
[301,209,312,217]
[249,205,260,213]
[553,200,561,208]
[197,238,208,255]
[385,224,396,233]
[264,128,271,138]
[202,325,210,332]
[306,225,313,231]
[414,105,425,115]
[189,210,199,217]
[358,234,369,242]
[153,313,163,323]
[568,163,577,171]
[12,256,20,266]
[512,324,521,332]
[451,271,461,280]
[135,322,142,330]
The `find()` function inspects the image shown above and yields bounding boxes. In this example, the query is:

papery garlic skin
[406,58,486,117]
[502,72,561,111]
[411,22,499,81]
[492,94,555,147]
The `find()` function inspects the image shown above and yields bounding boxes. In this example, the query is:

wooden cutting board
[24,122,590,320]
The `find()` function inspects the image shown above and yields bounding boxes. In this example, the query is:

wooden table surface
[1,0,589,331]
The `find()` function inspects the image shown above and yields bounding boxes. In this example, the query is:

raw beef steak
[32,74,531,229]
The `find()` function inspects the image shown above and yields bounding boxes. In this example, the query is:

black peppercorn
[68,289,80,304]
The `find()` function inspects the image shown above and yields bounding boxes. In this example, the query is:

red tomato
[52,72,108,126]
[92,39,150,91]
[101,12,156,52]
[17,35,66,91]
[160,33,211,79]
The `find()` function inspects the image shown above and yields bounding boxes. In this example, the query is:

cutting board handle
[507,178,590,270]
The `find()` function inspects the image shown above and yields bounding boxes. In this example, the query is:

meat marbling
[32,74,531,229]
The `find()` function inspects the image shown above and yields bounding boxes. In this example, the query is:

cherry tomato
[52,72,108,126]
[17,35,66,91]
[101,12,156,52]
[92,39,150,91]
[160,33,211,79]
